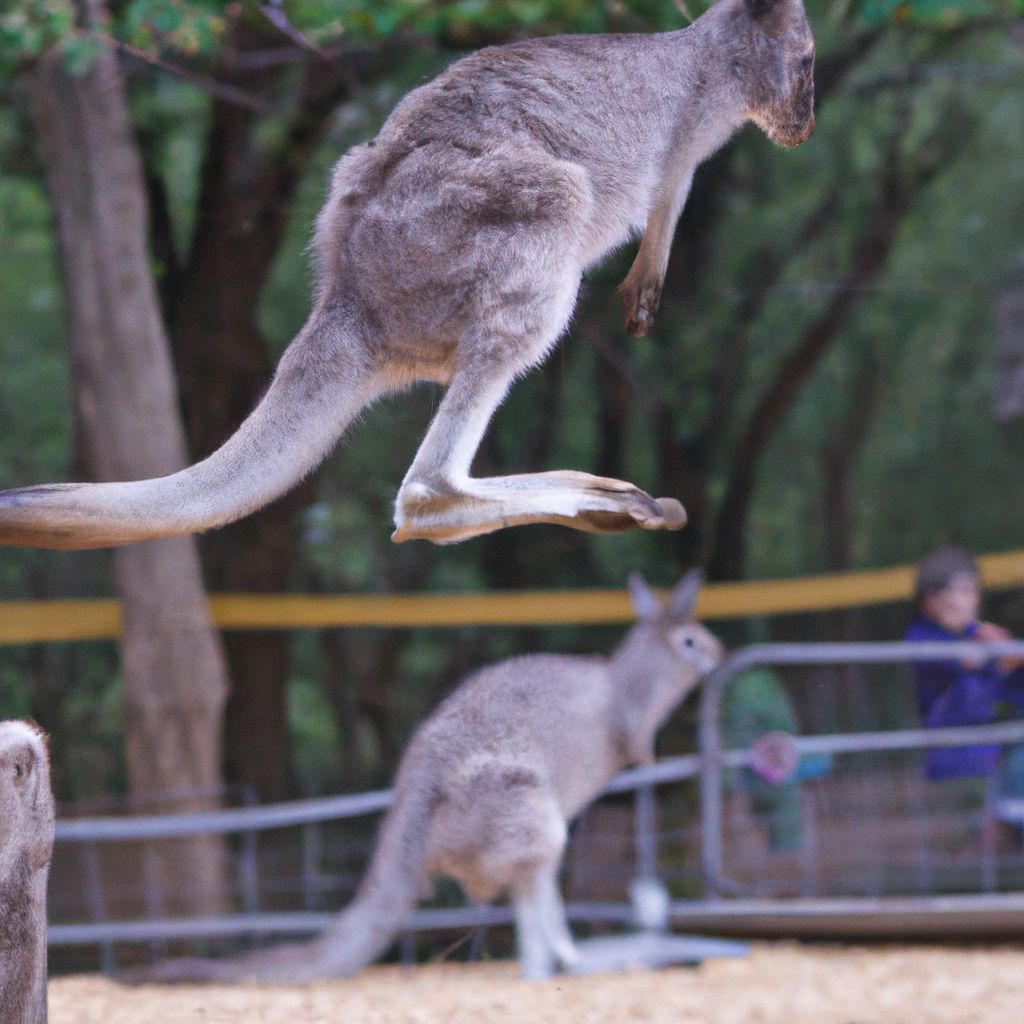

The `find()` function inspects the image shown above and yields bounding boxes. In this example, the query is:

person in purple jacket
[906,547,1024,841]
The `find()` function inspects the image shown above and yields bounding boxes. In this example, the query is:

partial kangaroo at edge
[132,570,723,983]
[0,0,815,550]
[0,721,55,1024]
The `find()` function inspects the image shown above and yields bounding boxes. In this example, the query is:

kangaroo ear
[668,569,704,621]
[26,744,55,870]
[628,573,663,622]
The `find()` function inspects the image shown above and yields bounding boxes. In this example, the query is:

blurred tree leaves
[4,0,1020,78]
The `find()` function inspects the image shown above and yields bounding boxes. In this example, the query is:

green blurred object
[998,744,1024,802]
[724,669,832,853]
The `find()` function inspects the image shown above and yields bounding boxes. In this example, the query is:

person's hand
[976,621,1022,672]
[976,621,1012,642]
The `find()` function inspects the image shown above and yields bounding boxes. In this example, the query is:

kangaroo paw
[618,278,663,338]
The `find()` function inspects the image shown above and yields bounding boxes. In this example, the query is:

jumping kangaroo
[0,721,55,1024]
[0,0,815,550]
[139,571,721,983]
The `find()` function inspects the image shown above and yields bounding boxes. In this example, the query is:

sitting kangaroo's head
[628,570,724,680]
[726,0,816,148]
[0,721,54,879]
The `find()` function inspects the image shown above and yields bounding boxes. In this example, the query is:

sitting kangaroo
[140,571,721,982]
[0,0,814,550]
[0,721,55,1024]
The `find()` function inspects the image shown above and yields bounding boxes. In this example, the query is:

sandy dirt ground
[49,943,1024,1024]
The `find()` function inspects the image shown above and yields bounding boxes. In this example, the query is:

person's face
[922,573,981,634]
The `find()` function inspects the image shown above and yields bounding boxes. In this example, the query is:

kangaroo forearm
[633,167,695,282]
[619,163,696,336]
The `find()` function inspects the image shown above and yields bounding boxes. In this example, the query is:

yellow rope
[2,548,1023,645]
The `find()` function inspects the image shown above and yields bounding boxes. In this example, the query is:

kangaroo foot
[392,474,686,544]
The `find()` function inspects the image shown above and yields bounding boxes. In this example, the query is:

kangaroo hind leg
[535,868,579,971]
[392,335,686,544]
[512,863,580,979]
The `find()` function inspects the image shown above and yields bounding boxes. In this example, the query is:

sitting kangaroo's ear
[669,569,704,621]
[628,573,663,622]
[26,748,55,871]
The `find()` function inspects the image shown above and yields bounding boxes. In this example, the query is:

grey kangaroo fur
[0,721,55,1024]
[138,571,722,983]
[0,0,815,549]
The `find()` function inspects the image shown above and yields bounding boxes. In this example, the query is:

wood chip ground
[49,942,1024,1024]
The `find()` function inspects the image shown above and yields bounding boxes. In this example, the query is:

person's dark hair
[915,546,979,604]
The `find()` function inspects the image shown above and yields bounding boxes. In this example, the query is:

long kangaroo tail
[131,770,438,985]
[307,771,438,978]
[0,314,380,550]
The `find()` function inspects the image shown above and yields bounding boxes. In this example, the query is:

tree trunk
[156,31,394,800]
[27,2,229,914]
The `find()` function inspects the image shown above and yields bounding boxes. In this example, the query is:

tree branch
[707,114,962,580]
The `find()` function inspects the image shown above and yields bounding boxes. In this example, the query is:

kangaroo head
[0,721,55,875]
[724,0,816,149]
[628,570,724,678]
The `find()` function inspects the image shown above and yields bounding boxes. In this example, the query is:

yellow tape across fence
[2,548,1024,646]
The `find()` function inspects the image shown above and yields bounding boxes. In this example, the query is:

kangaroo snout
[792,112,816,145]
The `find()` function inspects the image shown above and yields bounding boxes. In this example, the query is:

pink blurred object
[749,731,799,784]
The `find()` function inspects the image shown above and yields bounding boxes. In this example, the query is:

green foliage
[121,0,225,54]
[0,0,71,78]
[287,674,345,794]
[861,0,1023,26]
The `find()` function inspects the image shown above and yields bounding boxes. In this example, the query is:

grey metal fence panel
[47,640,1024,959]
[699,640,1024,896]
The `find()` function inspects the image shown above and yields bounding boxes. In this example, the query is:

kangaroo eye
[684,637,695,648]
[14,762,24,779]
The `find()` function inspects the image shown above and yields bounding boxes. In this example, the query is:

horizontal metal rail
[48,903,635,947]
[668,893,1024,938]
[53,756,704,842]
[48,892,1024,947]
[55,789,394,842]
[722,719,1024,765]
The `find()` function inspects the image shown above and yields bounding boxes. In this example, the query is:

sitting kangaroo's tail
[0,315,380,550]
[307,771,438,979]
[130,769,438,985]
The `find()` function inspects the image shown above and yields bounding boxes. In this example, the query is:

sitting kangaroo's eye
[684,637,695,648]
[14,763,24,778]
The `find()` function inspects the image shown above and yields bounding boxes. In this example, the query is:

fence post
[699,660,732,899]
[142,842,165,964]
[633,783,658,880]
[302,823,322,911]
[81,843,114,974]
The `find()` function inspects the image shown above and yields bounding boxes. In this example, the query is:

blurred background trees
[0,0,1022,806]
